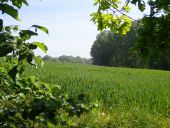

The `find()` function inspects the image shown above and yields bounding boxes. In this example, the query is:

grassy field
[26,61,170,127]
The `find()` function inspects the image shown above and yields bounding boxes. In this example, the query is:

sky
[3,0,149,58]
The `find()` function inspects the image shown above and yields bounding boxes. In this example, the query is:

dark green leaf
[138,2,145,12]
[131,0,138,5]
[0,4,19,20]
[13,26,19,31]
[5,26,11,32]
[22,0,29,6]
[19,30,38,41]
[8,66,18,81]
[12,0,22,9]
[19,52,27,62]
[26,52,34,65]
[0,44,14,57]
[28,43,37,50]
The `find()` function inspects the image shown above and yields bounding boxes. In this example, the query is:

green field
[26,61,170,127]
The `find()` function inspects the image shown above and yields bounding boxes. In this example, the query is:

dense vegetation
[91,23,143,68]
[26,61,170,127]
[90,24,170,70]
[43,55,92,64]
[0,0,170,127]
[91,0,170,65]
[0,0,92,127]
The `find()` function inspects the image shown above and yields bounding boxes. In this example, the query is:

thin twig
[105,1,137,21]
[125,0,131,6]
[112,7,137,21]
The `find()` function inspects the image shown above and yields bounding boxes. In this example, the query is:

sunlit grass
[26,61,170,127]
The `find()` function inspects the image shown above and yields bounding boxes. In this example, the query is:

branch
[125,0,131,6]
[113,7,137,21]
[104,1,137,21]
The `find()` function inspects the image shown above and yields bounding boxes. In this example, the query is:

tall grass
[26,61,170,127]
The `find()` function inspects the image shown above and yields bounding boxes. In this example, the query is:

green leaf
[0,44,14,57]
[26,51,34,65]
[22,0,29,6]
[19,52,27,62]
[17,62,26,75]
[32,25,49,34]
[28,43,37,50]
[35,56,44,67]
[19,30,38,41]
[18,93,25,98]
[12,0,29,8]
[8,66,18,81]
[138,2,145,12]
[0,4,19,20]
[12,0,22,9]
[34,42,48,53]
[122,5,131,13]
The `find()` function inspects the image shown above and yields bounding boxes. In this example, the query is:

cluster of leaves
[0,0,94,127]
[0,0,28,20]
[135,1,170,63]
[91,0,132,34]
[0,24,48,79]
[0,75,93,127]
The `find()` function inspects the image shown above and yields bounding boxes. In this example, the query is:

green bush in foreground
[0,1,92,127]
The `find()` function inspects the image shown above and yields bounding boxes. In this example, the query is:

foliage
[43,55,92,64]
[91,0,170,62]
[26,61,170,127]
[91,23,144,68]
[135,13,170,64]
[0,0,92,127]
[91,0,132,34]
[0,75,93,127]
[91,21,170,70]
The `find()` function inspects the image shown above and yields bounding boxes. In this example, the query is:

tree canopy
[91,0,170,63]
[91,23,170,70]
[90,24,144,68]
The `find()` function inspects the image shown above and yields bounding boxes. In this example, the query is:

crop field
[26,61,170,127]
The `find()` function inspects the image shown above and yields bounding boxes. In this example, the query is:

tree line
[43,55,92,64]
[90,22,170,70]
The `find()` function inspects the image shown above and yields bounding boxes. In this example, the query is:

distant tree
[91,30,115,66]
[58,55,74,63]
[91,24,144,68]
[148,55,170,70]
[43,55,55,61]
[43,55,91,64]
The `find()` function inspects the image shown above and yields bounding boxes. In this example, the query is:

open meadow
[25,61,170,127]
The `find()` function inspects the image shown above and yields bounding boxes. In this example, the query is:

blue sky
[3,0,149,58]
